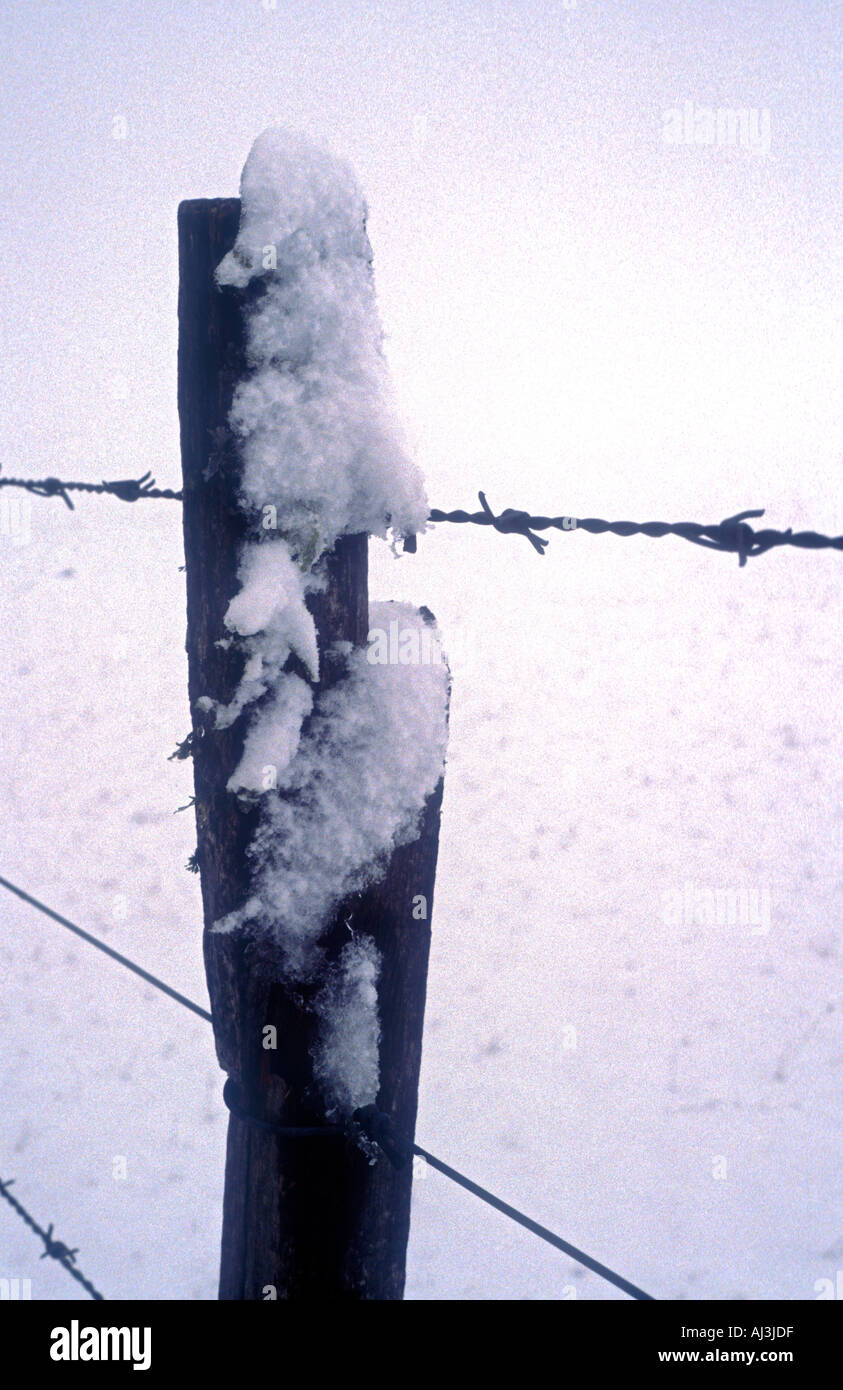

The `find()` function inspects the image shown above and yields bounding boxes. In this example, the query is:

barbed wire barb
[0,1177,104,1300]
[428,495,843,565]
[0,467,183,504]
[1,471,841,564]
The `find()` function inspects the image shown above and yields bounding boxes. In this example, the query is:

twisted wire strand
[0,471,182,508]
[2,469,839,565]
[428,496,843,564]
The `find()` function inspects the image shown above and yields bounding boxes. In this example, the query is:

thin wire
[413,1145,653,1300]
[0,1178,104,1300]
[0,470,181,508]
[428,495,843,565]
[0,874,654,1299]
[0,874,212,1022]
[2,470,840,565]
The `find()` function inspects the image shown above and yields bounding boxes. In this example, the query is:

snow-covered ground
[0,498,840,1300]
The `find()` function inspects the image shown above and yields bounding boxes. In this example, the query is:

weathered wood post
[177,197,446,1299]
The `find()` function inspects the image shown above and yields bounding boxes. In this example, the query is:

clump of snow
[234,602,448,983]
[216,127,429,556]
[211,602,448,1115]
[312,938,382,1116]
[227,674,313,795]
[213,896,262,936]
[199,538,319,730]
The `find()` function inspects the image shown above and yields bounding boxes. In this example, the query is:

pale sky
[1,0,840,536]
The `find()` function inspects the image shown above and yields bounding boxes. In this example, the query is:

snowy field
[0,504,840,1300]
[0,0,840,1301]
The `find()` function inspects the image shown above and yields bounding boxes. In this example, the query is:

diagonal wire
[0,872,654,1300]
[413,1145,653,1300]
[0,1178,104,1300]
[0,874,212,1022]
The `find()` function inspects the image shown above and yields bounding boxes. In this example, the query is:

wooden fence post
[177,197,446,1299]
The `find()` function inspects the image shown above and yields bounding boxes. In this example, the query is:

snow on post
[215,128,428,552]
[202,129,448,1119]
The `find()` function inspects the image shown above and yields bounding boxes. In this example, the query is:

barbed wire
[0,1177,104,1300]
[0,470,181,508]
[1,871,654,1300]
[427,494,843,565]
[2,469,840,566]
